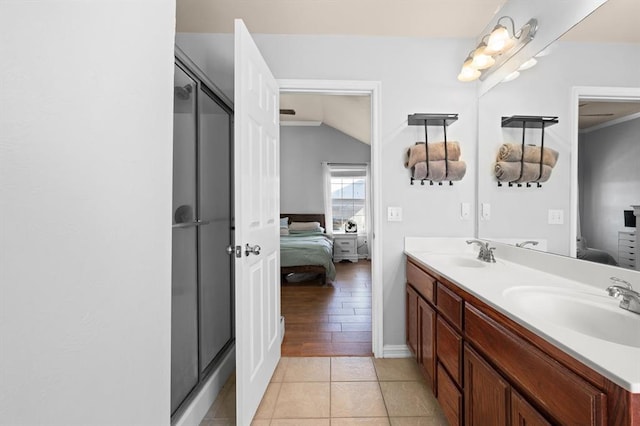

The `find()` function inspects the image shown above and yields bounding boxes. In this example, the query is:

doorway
[569,86,640,259]
[278,79,383,357]
[279,94,372,355]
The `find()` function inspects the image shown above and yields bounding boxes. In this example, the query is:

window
[330,167,367,233]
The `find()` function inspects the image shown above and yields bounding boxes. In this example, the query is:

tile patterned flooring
[200,357,448,426]
[281,260,372,356]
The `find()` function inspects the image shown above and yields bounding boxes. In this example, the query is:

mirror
[477,0,640,272]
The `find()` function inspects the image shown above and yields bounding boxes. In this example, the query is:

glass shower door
[198,87,233,373]
[171,64,199,414]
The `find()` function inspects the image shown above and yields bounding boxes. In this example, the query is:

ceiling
[177,0,506,37]
[578,101,640,130]
[280,94,371,144]
[177,0,639,43]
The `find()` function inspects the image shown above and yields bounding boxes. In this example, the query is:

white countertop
[404,238,640,393]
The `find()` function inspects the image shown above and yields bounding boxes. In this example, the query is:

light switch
[461,202,470,220]
[388,206,402,222]
[548,209,564,225]
[481,203,491,220]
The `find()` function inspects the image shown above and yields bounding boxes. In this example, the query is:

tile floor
[200,357,448,426]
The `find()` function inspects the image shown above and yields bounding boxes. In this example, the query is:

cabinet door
[406,285,418,357]
[464,344,510,426]
[418,297,436,388]
[511,390,551,426]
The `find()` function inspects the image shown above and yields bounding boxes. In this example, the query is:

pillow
[289,227,324,234]
[280,217,289,228]
[289,221,321,231]
[280,228,289,235]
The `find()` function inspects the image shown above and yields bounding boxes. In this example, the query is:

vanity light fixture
[457,16,538,83]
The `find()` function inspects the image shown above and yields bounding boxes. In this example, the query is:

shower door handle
[172,220,211,229]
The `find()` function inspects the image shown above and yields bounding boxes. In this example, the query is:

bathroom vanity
[404,238,640,425]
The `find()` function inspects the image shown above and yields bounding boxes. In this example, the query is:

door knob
[245,244,261,256]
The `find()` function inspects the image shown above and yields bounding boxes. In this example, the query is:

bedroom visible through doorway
[278,88,376,356]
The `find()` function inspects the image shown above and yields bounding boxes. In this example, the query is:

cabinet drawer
[465,304,606,425]
[619,232,636,242]
[619,239,636,249]
[618,247,635,256]
[437,316,462,386]
[437,362,461,426]
[406,260,435,303]
[619,259,636,268]
[437,283,463,330]
[336,238,356,251]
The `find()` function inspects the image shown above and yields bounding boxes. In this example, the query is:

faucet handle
[610,277,632,290]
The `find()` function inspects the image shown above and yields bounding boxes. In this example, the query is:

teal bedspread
[280,233,336,280]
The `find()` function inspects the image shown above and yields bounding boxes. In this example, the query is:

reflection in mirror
[577,99,640,269]
[476,0,640,272]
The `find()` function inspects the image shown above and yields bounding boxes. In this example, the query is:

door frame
[278,79,383,357]
[569,85,640,257]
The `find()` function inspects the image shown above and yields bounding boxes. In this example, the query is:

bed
[576,237,618,266]
[280,213,336,285]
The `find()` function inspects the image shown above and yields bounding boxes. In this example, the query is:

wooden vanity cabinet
[405,257,637,426]
[406,260,436,388]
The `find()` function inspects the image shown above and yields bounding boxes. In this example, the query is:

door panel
[171,64,199,414]
[234,19,280,426]
[198,87,233,372]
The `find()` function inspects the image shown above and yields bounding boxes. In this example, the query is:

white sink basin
[449,256,486,268]
[503,286,640,348]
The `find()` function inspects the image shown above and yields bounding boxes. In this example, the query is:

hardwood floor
[281,260,372,356]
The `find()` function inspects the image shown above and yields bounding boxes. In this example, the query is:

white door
[234,19,281,426]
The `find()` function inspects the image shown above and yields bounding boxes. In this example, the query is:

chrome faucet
[466,239,496,263]
[606,277,640,315]
[516,240,539,248]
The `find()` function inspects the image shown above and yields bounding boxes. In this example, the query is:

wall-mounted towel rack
[407,113,459,186]
[498,115,558,188]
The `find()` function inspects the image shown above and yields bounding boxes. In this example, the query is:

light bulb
[502,71,520,82]
[486,25,512,54]
[458,66,481,82]
[470,44,495,70]
[518,58,537,71]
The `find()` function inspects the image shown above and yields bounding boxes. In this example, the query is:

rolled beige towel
[495,161,553,183]
[405,141,461,168]
[413,160,467,182]
[497,144,559,168]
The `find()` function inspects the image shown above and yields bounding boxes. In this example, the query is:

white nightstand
[618,231,636,270]
[333,233,359,263]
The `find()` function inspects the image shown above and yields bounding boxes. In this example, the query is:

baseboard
[173,344,235,426]
[382,344,412,358]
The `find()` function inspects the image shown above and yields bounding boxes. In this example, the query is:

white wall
[177,33,478,347]
[280,124,371,213]
[477,42,640,255]
[0,2,175,424]
[579,116,640,259]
